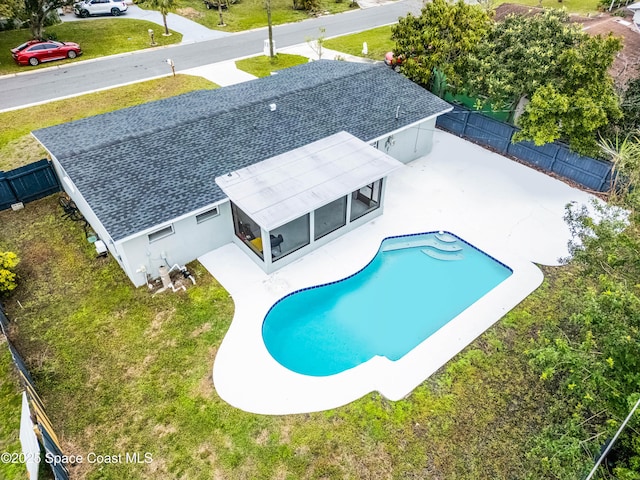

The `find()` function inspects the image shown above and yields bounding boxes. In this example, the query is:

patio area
[200,129,598,415]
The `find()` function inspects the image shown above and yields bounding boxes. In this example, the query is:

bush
[0,252,19,294]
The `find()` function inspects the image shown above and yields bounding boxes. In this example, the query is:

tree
[608,77,640,139]
[292,0,320,12]
[391,0,492,88]
[306,27,325,60]
[147,0,176,36]
[266,0,274,58]
[23,0,68,40]
[513,33,622,156]
[526,202,640,479]
[0,252,19,294]
[0,0,23,22]
[465,10,582,106]
[461,10,622,155]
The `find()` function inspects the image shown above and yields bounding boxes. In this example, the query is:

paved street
[0,0,421,111]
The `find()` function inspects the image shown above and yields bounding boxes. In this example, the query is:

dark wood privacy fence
[0,159,60,211]
[436,105,613,192]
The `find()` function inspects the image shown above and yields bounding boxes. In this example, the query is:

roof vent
[269,103,277,112]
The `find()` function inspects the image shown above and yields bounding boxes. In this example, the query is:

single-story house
[33,61,452,286]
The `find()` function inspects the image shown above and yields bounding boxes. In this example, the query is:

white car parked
[74,0,128,17]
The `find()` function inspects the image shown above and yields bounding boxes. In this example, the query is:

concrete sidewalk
[60,5,229,43]
[182,42,378,86]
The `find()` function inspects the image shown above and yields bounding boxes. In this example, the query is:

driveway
[60,5,229,43]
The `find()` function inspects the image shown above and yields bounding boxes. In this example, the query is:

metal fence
[0,159,61,211]
[436,105,613,192]
[0,303,69,480]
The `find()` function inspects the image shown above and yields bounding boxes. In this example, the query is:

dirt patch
[125,353,156,379]
[190,322,212,338]
[194,372,215,399]
[255,428,270,445]
[152,424,177,438]
[144,308,175,338]
[176,7,204,20]
[279,423,292,444]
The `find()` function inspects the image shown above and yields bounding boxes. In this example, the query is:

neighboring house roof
[33,61,451,242]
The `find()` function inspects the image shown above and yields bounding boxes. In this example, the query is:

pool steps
[421,249,464,261]
[435,232,458,243]
[381,237,463,253]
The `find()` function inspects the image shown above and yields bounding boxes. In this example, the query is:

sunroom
[215,132,403,273]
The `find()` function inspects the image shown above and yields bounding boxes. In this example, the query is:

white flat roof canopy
[215,131,403,231]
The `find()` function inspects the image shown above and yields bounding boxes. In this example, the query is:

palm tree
[148,0,176,36]
[599,131,640,201]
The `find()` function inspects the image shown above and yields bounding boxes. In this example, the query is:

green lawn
[324,25,394,61]
[235,53,308,77]
[0,194,559,479]
[495,0,602,14]
[0,19,181,75]
[142,0,356,32]
[0,75,217,172]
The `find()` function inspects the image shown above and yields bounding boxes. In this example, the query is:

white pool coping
[200,130,598,415]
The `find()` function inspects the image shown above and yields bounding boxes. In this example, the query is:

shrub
[0,252,19,294]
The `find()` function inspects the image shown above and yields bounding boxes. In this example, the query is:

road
[0,0,421,111]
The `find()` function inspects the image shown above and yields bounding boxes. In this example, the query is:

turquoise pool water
[262,232,512,377]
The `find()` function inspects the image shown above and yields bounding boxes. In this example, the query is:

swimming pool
[262,232,513,377]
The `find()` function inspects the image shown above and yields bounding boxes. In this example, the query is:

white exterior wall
[117,201,233,287]
[50,157,126,269]
[373,118,437,164]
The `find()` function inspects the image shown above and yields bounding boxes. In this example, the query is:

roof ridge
[49,62,379,159]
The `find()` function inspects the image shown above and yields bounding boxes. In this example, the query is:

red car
[11,40,82,66]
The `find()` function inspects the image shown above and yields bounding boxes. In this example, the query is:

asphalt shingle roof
[33,61,451,241]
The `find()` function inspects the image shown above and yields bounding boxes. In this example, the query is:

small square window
[196,207,219,224]
[148,225,174,243]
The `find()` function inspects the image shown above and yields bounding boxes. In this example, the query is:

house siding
[50,157,125,268]
[117,201,233,287]
[374,118,437,164]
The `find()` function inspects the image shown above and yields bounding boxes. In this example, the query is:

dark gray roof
[33,61,451,241]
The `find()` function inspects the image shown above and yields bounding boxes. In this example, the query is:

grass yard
[0,19,181,75]
[235,53,308,77]
[147,0,355,32]
[324,25,394,61]
[496,0,602,14]
[0,194,562,479]
[0,75,217,172]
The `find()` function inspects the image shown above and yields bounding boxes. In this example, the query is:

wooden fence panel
[436,106,612,192]
[0,159,60,211]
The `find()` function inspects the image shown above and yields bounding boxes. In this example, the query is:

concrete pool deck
[200,129,598,415]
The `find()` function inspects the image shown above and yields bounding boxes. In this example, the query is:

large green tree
[23,0,68,39]
[461,9,621,156]
[0,0,23,22]
[513,33,621,155]
[465,10,582,106]
[391,0,492,88]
